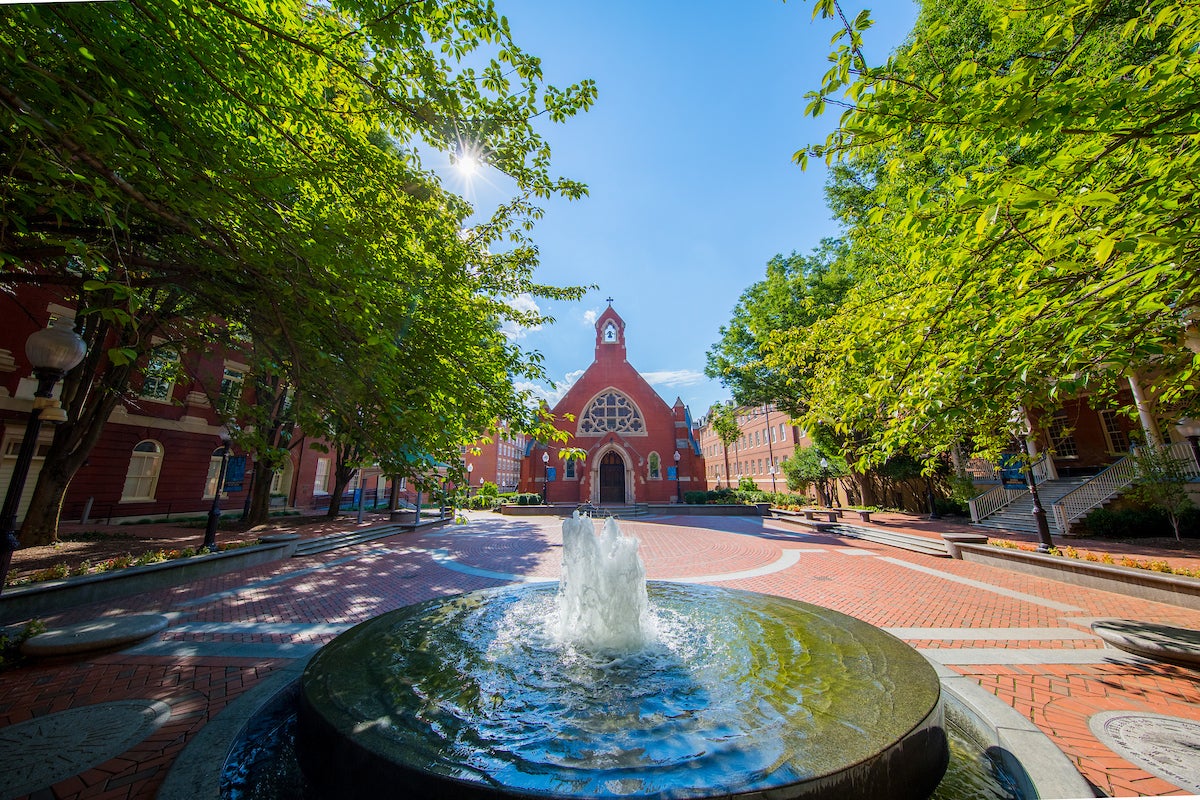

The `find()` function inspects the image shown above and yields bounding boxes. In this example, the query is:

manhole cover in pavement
[1088,711,1200,793]
[0,699,171,800]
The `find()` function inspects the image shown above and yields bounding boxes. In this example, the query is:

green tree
[705,240,854,414]
[1128,445,1195,543]
[780,445,848,505]
[1,0,594,542]
[709,403,741,488]
[792,0,1200,464]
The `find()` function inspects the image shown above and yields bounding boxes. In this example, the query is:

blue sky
[446,1,920,418]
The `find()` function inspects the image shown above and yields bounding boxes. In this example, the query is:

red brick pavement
[2,510,1199,798]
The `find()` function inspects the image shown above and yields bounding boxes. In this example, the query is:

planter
[0,539,296,624]
[956,542,1200,611]
[653,504,761,516]
[941,532,989,559]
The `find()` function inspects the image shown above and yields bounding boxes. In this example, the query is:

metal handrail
[1051,441,1200,533]
[968,485,1026,523]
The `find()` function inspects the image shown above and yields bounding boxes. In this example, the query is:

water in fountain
[294,514,950,799]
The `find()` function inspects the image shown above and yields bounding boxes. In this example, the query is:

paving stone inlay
[1087,711,1200,794]
[0,700,171,800]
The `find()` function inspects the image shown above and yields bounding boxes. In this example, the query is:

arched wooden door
[599,452,626,504]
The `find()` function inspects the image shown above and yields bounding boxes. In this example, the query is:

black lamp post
[466,463,474,501]
[673,450,682,503]
[921,454,942,520]
[818,458,829,507]
[0,318,88,594]
[1024,461,1055,552]
[541,451,550,504]
[203,427,232,552]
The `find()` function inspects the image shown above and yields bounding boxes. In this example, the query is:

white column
[1127,373,1163,446]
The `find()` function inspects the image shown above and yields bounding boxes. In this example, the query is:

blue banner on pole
[224,455,246,492]
[667,466,677,480]
[546,467,557,481]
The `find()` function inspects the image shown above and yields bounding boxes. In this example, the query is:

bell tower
[594,299,627,362]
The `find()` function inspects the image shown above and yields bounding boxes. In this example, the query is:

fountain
[294,514,949,799]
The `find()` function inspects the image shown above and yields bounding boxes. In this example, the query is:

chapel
[521,303,701,505]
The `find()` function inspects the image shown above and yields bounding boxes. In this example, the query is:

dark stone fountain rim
[295,582,948,800]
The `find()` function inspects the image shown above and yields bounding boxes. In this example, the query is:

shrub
[1080,504,1199,539]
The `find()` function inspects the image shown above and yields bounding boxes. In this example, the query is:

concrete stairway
[292,523,411,557]
[971,478,1088,536]
[828,524,950,558]
[584,503,650,519]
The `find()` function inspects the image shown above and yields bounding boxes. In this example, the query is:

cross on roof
[606,296,614,305]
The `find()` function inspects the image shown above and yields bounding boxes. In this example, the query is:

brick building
[520,305,701,505]
[694,405,807,493]
[463,422,528,494]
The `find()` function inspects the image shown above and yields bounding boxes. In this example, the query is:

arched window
[121,440,163,501]
[565,457,577,479]
[647,452,661,479]
[204,447,227,498]
[578,390,646,435]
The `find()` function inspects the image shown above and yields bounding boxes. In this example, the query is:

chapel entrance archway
[599,451,626,504]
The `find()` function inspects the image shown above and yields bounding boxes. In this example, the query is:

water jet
[294,514,950,798]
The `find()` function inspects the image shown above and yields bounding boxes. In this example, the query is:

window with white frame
[140,349,179,402]
[314,457,331,495]
[1046,411,1079,458]
[565,457,577,479]
[217,367,246,416]
[121,440,163,501]
[1099,410,1131,454]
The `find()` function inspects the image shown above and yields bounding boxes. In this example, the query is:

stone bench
[801,509,840,523]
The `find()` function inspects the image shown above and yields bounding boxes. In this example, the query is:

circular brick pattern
[0,700,171,799]
[1088,711,1200,794]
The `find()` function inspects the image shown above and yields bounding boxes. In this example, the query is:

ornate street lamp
[203,427,232,552]
[768,464,777,493]
[673,450,682,504]
[466,463,474,500]
[541,451,550,504]
[1,318,88,593]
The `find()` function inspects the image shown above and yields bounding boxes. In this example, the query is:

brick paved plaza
[2,511,1199,799]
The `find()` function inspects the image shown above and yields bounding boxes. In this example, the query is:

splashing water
[557,512,652,652]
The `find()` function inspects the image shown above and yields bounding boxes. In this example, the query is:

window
[314,457,331,495]
[1046,411,1078,458]
[648,452,661,479]
[218,367,246,416]
[204,447,227,498]
[779,423,786,441]
[565,457,577,479]
[121,440,163,501]
[603,322,618,343]
[1099,410,1131,454]
[578,390,646,435]
[140,349,179,402]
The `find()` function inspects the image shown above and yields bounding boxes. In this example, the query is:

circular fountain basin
[297,582,947,799]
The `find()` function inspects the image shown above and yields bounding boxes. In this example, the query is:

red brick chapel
[521,304,702,505]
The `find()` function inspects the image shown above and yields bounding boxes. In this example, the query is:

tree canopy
[775,0,1199,464]
[1,0,594,540]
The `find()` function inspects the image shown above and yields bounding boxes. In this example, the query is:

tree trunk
[722,446,730,488]
[245,469,273,527]
[20,359,130,545]
[850,470,877,507]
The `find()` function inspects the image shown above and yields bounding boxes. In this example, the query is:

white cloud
[500,293,543,340]
[643,369,707,388]
[514,369,585,408]
[581,308,600,325]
